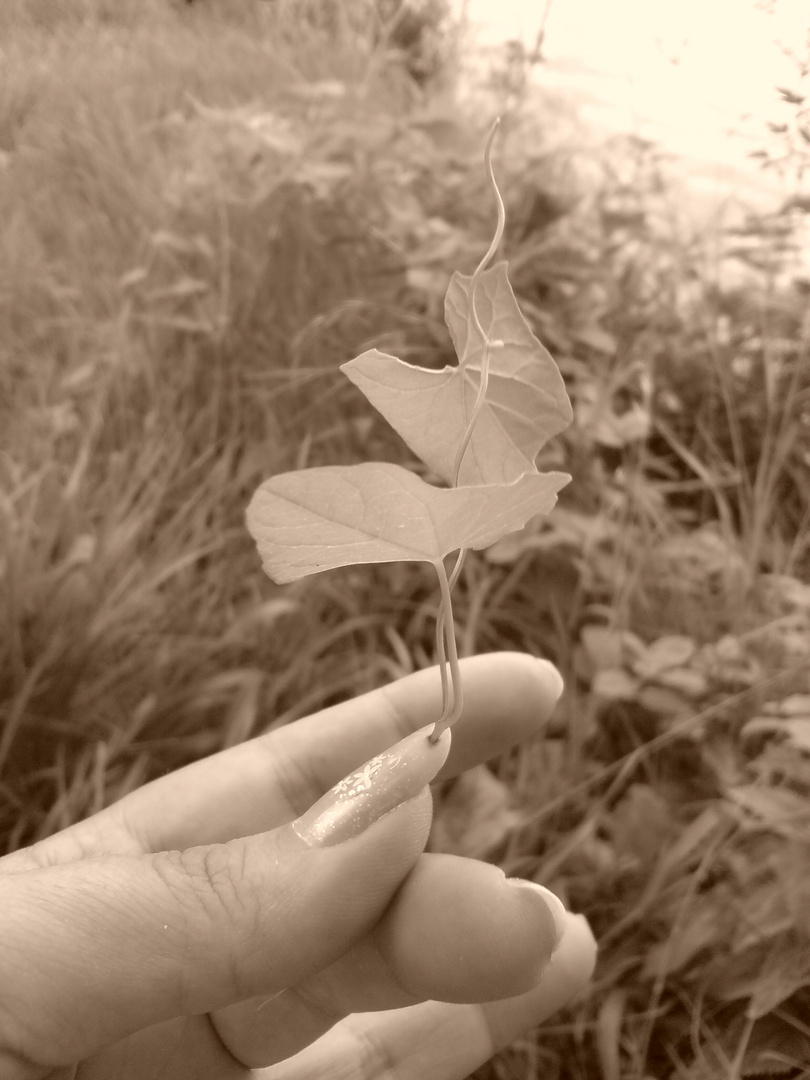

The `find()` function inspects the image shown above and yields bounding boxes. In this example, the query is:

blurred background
[1,1,809,1076]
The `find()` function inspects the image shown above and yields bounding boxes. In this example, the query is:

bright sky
[456,0,808,174]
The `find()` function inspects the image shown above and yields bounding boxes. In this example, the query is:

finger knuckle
[153,841,259,937]
[151,842,261,1002]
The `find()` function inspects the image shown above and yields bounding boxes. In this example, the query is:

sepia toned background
[1,1,809,1075]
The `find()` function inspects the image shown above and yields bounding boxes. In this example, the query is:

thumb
[0,725,450,1075]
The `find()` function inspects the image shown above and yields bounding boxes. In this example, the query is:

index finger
[9,653,563,865]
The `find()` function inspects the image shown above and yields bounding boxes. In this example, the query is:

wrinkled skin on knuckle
[151,842,251,922]
[150,841,262,1003]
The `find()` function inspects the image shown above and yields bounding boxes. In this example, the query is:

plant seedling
[247,121,573,742]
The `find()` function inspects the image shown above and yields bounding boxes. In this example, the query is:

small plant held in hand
[247,121,573,742]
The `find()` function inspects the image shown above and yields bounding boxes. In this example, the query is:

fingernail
[534,659,564,702]
[292,725,452,848]
[506,879,568,953]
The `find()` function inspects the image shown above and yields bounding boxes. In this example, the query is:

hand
[0,652,596,1079]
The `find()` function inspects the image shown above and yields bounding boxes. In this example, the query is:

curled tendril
[430,118,504,744]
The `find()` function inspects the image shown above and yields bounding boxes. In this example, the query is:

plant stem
[451,118,506,486]
[433,547,468,727]
[432,118,504,739]
[433,547,466,713]
[430,555,464,742]
[468,120,506,307]
[435,596,451,718]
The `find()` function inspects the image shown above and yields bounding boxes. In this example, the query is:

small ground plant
[247,123,573,740]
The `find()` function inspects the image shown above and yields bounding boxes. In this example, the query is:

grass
[2,1,810,1077]
[0,0,416,834]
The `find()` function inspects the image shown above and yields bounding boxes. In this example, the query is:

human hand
[0,652,596,1079]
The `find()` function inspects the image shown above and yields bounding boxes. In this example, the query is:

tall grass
[0,0,423,847]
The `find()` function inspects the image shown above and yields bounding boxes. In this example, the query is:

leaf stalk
[429,555,464,743]
[431,118,504,740]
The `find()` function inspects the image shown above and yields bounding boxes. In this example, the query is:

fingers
[259,912,597,1080]
[0,730,449,1074]
[2,653,563,871]
[127,652,563,852]
[209,855,567,1068]
[374,855,567,1002]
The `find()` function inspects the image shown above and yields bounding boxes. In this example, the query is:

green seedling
[247,121,573,742]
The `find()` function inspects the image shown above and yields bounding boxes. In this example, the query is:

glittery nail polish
[292,725,452,847]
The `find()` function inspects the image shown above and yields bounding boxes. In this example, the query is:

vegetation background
[1,0,809,1075]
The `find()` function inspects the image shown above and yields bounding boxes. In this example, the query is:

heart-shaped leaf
[247,461,570,583]
[341,261,572,486]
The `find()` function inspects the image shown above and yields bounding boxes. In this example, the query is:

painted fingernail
[292,725,452,848]
[534,659,564,701]
[506,879,568,953]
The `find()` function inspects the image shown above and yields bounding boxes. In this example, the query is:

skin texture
[0,652,597,1079]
